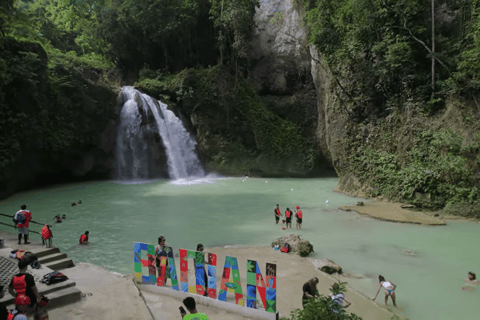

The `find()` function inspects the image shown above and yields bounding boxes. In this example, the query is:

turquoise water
[0,177,479,319]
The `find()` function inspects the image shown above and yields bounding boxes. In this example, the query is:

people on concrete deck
[181,297,209,320]
[371,275,397,307]
[79,231,89,245]
[302,277,319,308]
[8,259,41,316]
[330,282,351,313]
[155,236,170,279]
[285,208,293,229]
[295,206,303,230]
[274,204,282,224]
[14,205,32,245]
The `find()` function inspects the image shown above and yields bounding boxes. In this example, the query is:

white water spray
[116,87,204,180]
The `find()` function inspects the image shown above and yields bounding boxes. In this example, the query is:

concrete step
[5,286,82,310]
[41,286,82,309]
[42,258,75,270]
[1,279,76,305]
[31,247,60,258]
[38,252,67,264]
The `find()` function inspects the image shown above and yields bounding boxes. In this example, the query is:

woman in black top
[302,277,319,307]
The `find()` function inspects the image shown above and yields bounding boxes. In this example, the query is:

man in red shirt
[14,205,32,245]
[79,231,89,245]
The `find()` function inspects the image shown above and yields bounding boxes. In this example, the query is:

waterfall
[116,86,204,180]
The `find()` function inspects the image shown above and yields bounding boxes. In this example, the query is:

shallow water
[0,177,479,319]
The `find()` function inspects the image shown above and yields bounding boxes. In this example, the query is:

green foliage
[209,0,259,60]
[135,66,316,175]
[351,129,480,209]
[282,282,362,320]
[0,37,116,181]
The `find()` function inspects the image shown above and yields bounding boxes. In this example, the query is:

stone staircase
[33,246,75,270]
[0,239,81,311]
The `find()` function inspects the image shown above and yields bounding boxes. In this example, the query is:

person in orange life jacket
[14,205,32,245]
[285,208,293,229]
[295,206,303,230]
[274,204,282,224]
[79,231,89,245]
[41,225,53,248]
[197,244,209,297]
[8,259,41,315]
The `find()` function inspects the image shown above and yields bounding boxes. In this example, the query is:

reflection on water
[0,177,479,320]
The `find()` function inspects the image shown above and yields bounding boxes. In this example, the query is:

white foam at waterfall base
[169,174,228,186]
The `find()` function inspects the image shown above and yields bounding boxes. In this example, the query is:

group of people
[274,204,303,229]
[0,259,47,320]
[302,277,352,312]
[302,275,397,313]
[13,204,89,248]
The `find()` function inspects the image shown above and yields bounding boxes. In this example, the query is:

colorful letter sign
[134,243,275,313]
[247,260,276,313]
[218,256,244,306]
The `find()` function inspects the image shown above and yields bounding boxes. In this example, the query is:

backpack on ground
[40,271,68,285]
[280,243,290,253]
[23,251,38,262]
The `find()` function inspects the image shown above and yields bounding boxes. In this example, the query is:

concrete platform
[0,230,81,311]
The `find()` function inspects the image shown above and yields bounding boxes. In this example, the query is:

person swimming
[371,275,397,307]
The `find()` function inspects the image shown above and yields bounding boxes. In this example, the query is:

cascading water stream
[116,86,204,180]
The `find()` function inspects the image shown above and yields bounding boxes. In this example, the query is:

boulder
[271,234,314,257]
[312,258,343,275]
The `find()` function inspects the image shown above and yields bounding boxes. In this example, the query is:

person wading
[371,275,397,307]
[285,208,293,229]
[79,231,89,245]
[295,206,303,230]
[274,204,282,225]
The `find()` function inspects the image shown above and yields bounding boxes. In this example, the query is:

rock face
[312,258,343,275]
[249,0,310,94]
[271,234,314,257]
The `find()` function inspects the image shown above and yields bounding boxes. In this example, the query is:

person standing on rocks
[285,208,293,229]
[274,204,282,224]
[295,206,303,230]
[14,205,32,245]
[302,277,319,308]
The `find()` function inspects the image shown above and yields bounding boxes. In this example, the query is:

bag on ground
[280,243,290,253]
[40,271,68,285]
